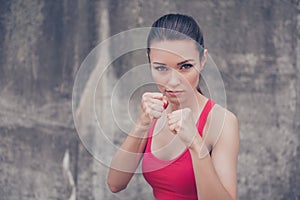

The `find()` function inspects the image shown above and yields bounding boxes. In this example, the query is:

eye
[154,65,168,71]
[180,63,193,70]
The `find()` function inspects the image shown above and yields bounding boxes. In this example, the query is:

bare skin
[107,40,239,200]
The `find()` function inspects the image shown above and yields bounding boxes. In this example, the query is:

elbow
[107,181,127,193]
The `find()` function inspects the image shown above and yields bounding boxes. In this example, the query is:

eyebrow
[152,59,195,66]
[177,59,195,65]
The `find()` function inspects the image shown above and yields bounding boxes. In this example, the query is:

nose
[167,69,181,87]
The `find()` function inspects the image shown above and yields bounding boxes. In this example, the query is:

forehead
[149,40,199,62]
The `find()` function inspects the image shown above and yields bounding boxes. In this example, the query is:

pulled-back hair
[147,13,204,58]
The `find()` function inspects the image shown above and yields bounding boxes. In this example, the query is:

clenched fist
[136,92,168,129]
[167,108,199,148]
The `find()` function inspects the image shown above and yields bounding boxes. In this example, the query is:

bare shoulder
[210,103,237,120]
[204,103,239,148]
[210,103,238,129]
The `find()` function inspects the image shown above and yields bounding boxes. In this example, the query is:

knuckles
[182,107,192,114]
[182,108,192,118]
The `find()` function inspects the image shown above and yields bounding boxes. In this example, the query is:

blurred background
[0,0,299,199]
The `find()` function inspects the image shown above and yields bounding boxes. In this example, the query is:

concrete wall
[0,0,299,199]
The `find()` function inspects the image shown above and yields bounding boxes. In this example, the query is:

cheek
[151,70,167,89]
[185,72,200,88]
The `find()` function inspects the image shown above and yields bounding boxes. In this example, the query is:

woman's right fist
[137,92,168,128]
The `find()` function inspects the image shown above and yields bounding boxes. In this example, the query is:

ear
[200,49,208,69]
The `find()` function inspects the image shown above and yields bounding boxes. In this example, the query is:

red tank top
[142,99,215,200]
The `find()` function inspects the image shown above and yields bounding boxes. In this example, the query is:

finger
[170,109,184,115]
[142,95,164,111]
[151,110,163,119]
[169,123,180,134]
[168,123,177,133]
[149,98,164,107]
[142,99,162,112]
[167,112,182,121]
[150,103,164,112]
[167,117,179,125]
[145,105,163,118]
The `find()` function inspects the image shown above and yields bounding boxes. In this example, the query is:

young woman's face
[149,40,203,104]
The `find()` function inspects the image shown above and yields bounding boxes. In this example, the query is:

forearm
[189,136,235,200]
[110,132,146,173]
[107,123,149,192]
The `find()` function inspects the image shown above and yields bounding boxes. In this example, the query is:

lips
[166,90,184,97]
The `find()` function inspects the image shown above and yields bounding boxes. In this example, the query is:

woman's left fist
[167,108,198,147]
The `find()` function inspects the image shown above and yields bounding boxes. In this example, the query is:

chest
[142,149,198,197]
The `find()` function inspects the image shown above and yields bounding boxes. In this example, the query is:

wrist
[136,118,151,129]
[188,136,209,159]
[128,117,152,138]
[188,134,202,150]
[136,112,152,128]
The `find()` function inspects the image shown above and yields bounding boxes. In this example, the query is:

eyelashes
[154,65,168,71]
[180,63,193,70]
[153,64,194,72]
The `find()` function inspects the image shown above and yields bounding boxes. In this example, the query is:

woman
[107,13,239,200]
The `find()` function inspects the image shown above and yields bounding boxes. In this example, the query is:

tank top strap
[196,99,215,137]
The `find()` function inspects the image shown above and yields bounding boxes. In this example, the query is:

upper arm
[210,109,240,199]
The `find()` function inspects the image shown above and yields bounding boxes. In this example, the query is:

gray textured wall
[0,0,299,200]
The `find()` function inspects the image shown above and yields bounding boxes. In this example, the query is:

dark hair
[147,13,204,94]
